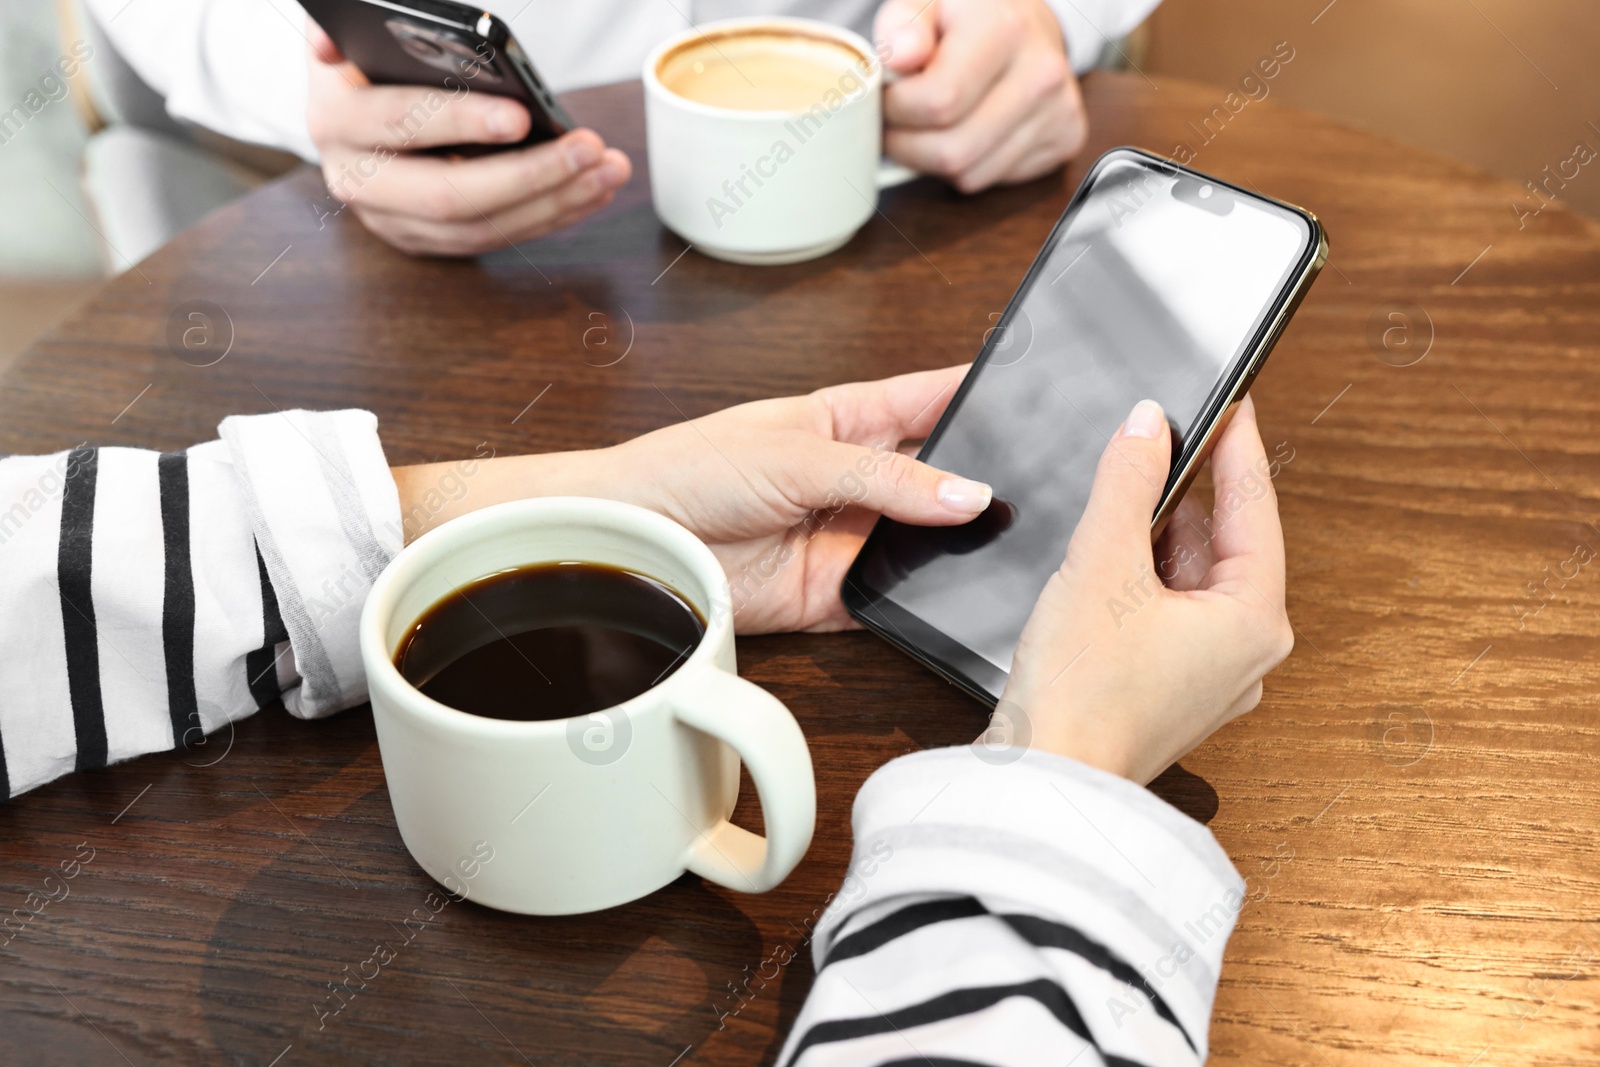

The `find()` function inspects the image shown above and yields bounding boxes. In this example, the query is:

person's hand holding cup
[874,0,1089,193]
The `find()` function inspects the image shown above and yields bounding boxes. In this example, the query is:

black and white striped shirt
[0,409,398,798]
[0,409,1240,1065]
[779,748,1242,1066]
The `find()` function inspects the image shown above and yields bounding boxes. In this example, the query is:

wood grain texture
[3,73,1599,1066]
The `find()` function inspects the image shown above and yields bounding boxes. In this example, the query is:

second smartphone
[843,147,1327,704]
[300,0,573,151]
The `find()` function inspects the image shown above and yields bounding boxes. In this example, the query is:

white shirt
[86,0,1161,161]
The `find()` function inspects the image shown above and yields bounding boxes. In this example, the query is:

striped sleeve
[0,409,400,799]
[777,747,1244,1067]
[217,409,402,719]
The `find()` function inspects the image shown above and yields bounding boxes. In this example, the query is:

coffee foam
[657,31,868,113]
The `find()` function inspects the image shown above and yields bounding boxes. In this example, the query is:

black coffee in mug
[393,562,706,721]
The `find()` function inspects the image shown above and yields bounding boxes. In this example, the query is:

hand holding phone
[996,394,1293,785]
[303,17,631,256]
[844,148,1324,703]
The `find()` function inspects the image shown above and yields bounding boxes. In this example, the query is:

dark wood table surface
[5,72,1600,1066]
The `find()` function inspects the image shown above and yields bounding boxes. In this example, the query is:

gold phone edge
[1149,214,1329,541]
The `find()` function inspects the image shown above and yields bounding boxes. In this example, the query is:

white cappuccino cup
[643,16,917,265]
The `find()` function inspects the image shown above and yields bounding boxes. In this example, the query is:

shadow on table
[740,632,1221,828]
[198,782,764,1067]
[1148,763,1219,825]
[473,173,1064,329]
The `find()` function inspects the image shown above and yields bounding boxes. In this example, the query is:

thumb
[797,439,992,525]
[874,0,939,74]
[1067,399,1172,572]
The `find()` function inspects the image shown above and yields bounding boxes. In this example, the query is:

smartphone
[842,146,1327,705]
[299,0,572,152]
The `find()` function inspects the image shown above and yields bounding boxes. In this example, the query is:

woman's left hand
[393,365,987,634]
[604,364,988,633]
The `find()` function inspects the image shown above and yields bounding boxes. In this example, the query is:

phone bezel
[841,146,1327,708]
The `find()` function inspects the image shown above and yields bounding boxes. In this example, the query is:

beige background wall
[1140,0,1600,219]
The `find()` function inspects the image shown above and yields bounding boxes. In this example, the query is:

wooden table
[4,72,1600,1066]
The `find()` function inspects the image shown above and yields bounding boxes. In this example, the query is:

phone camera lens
[1199,184,1214,199]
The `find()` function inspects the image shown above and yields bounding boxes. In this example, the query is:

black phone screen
[845,149,1316,698]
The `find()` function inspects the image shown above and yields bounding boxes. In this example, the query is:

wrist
[993,695,1139,782]
[389,445,622,544]
[1027,729,1137,782]
[1031,0,1071,56]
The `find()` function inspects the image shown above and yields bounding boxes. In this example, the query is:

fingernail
[485,104,522,140]
[890,28,921,59]
[565,137,601,171]
[937,476,992,513]
[595,157,628,187]
[1121,399,1165,439]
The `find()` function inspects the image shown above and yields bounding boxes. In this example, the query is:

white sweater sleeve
[81,0,1161,160]
[83,0,316,160]
[777,746,1243,1066]
[1047,0,1165,72]
[0,409,400,799]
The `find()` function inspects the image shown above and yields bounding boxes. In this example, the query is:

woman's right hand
[998,394,1294,785]
[305,21,631,256]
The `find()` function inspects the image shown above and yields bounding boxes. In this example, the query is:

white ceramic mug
[359,497,816,915]
[643,16,917,265]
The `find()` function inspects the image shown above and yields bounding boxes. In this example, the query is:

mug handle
[878,67,917,188]
[671,667,816,893]
[878,157,919,189]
